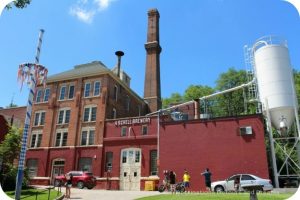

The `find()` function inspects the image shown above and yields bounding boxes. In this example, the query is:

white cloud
[69,6,96,24]
[69,0,116,24]
[94,0,114,10]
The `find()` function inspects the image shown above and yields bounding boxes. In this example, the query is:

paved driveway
[65,188,160,200]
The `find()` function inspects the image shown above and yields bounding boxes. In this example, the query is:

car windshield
[85,172,93,176]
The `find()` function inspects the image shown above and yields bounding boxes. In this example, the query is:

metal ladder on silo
[244,45,261,114]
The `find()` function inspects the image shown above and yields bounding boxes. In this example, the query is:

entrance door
[51,159,65,185]
[120,148,141,190]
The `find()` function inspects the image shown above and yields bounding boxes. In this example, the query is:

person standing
[183,170,191,192]
[169,171,176,194]
[65,173,73,199]
[201,168,212,192]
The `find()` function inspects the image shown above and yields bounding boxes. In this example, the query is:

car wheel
[214,185,224,192]
[87,184,94,190]
[54,179,62,187]
[77,181,84,189]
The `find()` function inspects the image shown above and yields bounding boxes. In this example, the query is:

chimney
[115,51,124,78]
[144,8,162,112]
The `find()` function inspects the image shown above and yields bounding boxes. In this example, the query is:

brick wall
[159,114,269,191]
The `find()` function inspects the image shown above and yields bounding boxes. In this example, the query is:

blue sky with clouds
[0,0,300,107]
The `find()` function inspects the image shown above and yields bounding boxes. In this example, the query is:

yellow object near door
[145,181,155,191]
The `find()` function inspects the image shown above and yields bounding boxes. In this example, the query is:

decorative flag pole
[15,29,47,200]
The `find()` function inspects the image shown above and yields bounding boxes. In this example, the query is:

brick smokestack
[144,8,162,112]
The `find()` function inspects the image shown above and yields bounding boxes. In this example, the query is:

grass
[136,192,294,200]
[5,188,63,200]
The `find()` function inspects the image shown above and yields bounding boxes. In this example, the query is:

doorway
[51,159,65,185]
[119,148,141,190]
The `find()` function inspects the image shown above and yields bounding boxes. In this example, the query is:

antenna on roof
[10,93,15,107]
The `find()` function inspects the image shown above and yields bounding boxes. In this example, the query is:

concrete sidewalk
[63,188,159,200]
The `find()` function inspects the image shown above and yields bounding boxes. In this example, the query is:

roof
[0,106,26,120]
[46,61,146,103]
[47,61,110,83]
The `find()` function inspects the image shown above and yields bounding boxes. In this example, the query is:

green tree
[293,69,300,105]
[213,67,249,117]
[162,93,183,108]
[0,126,29,191]
[6,103,18,108]
[5,0,31,9]
[183,85,214,101]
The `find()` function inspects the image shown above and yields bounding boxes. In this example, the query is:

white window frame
[27,159,38,177]
[80,127,95,146]
[55,129,68,147]
[142,125,148,135]
[30,130,42,148]
[43,88,50,102]
[68,85,75,99]
[34,110,46,126]
[57,108,71,124]
[94,81,101,96]
[112,108,116,119]
[113,85,118,101]
[84,82,91,98]
[59,86,66,101]
[36,89,43,103]
[126,95,130,111]
[83,105,97,122]
[121,126,127,137]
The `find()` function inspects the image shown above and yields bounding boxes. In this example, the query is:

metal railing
[21,185,62,200]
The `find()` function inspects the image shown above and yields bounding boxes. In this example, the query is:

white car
[211,174,273,192]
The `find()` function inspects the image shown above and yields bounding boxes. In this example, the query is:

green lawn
[5,188,63,200]
[136,193,293,200]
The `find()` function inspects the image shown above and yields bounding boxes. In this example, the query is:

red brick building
[103,114,269,191]
[24,8,270,191]
[0,106,26,143]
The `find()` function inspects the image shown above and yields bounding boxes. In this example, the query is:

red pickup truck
[54,171,96,189]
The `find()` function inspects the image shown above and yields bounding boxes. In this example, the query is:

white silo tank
[253,37,296,130]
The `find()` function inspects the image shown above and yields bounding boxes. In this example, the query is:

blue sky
[0,0,300,107]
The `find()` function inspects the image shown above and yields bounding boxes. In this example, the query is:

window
[84,83,91,97]
[83,106,97,122]
[81,128,95,146]
[78,157,92,172]
[241,175,255,181]
[126,95,130,111]
[122,151,127,163]
[138,105,141,116]
[59,86,66,100]
[150,150,157,175]
[105,152,113,172]
[34,111,45,126]
[94,81,101,96]
[228,175,241,181]
[142,125,148,135]
[27,159,38,177]
[58,108,71,124]
[121,127,127,137]
[112,108,116,119]
[43,88,50,102]
[36,89,42,103]
[30,131,42,148]
[55,130,68,147]
[68,85,75,99]
[135,151,140,163]
[113,85,118,101]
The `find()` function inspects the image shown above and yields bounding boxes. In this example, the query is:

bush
[1,165,29,191]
